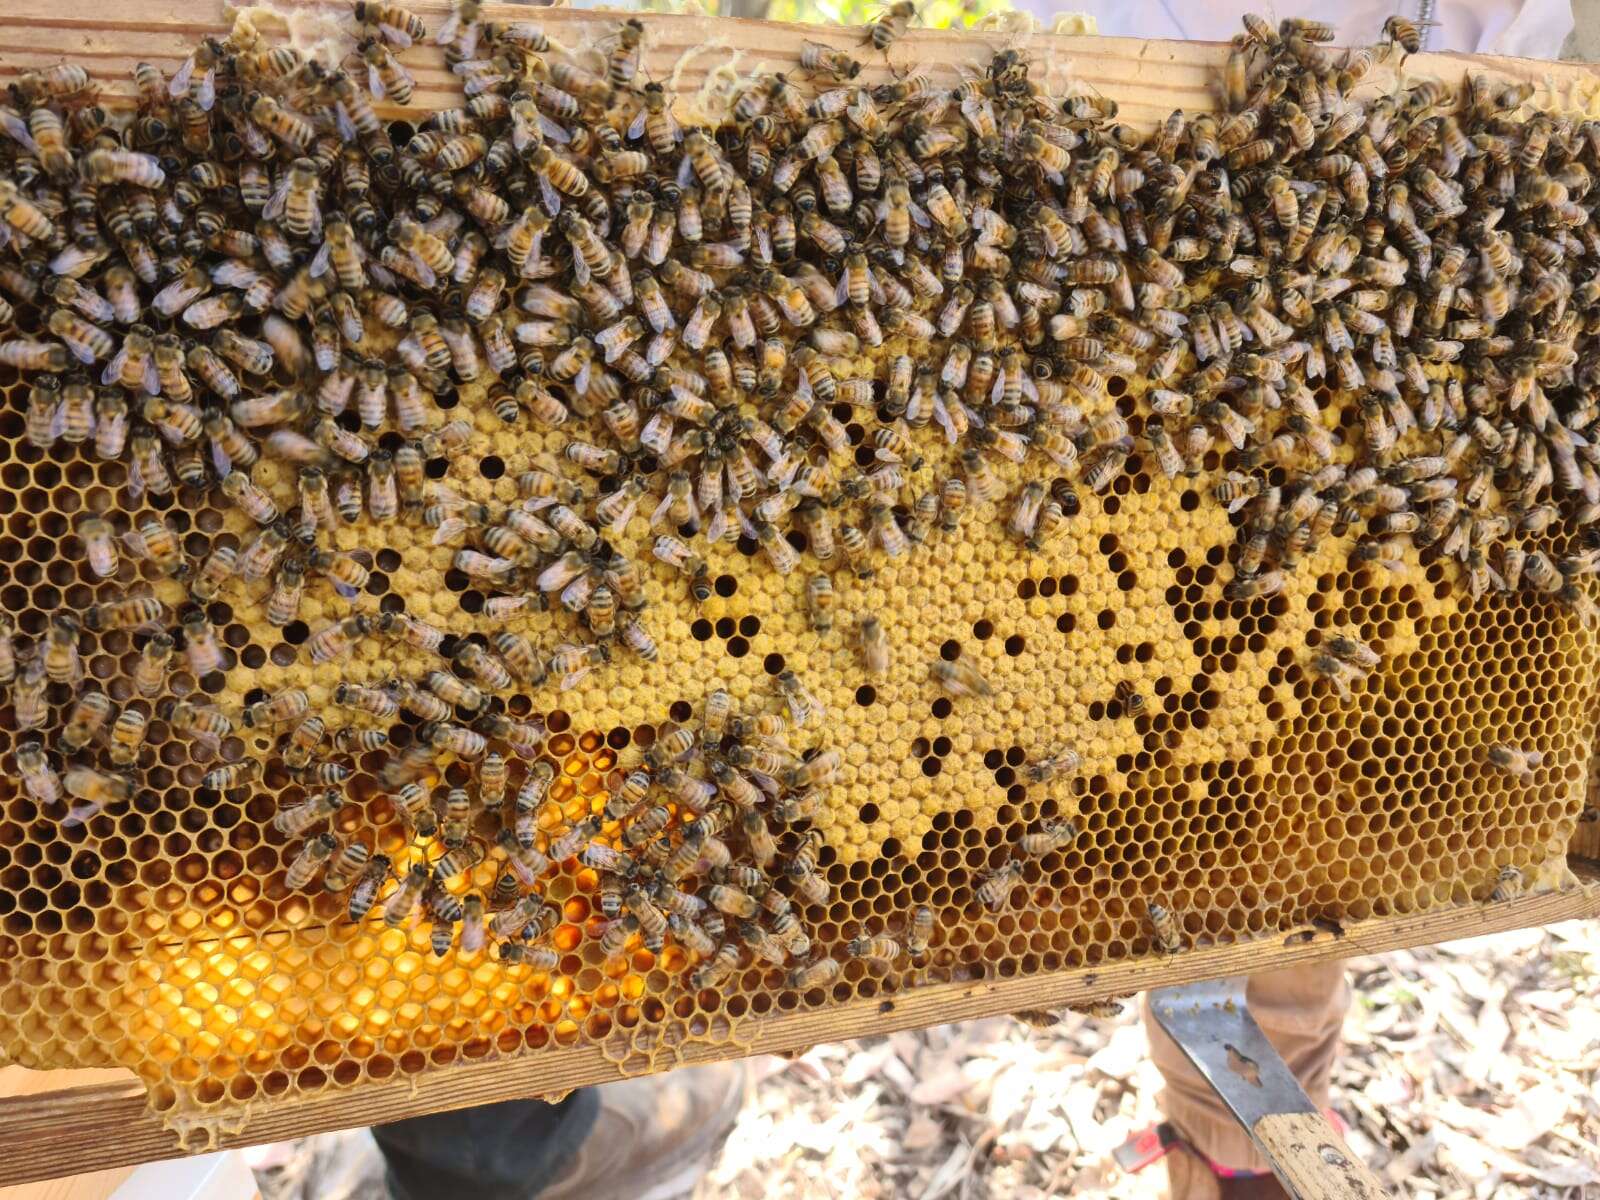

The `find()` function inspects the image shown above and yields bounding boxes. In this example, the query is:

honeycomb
[0,9,1596,1136]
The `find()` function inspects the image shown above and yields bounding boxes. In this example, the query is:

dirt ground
[249,919,1600,1200]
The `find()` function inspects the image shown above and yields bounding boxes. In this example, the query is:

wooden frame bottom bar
[2,858,1596,1189]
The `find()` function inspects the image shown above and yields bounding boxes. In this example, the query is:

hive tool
[1148,978,1391,1199]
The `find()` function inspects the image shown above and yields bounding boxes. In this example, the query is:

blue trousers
[372,1089,600,1200]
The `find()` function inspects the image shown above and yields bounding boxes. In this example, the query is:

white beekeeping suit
[1019,0,1574,59]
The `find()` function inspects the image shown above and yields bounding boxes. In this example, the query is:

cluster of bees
[0,0,1592,991]
[265,679,862,970]
[1195,19,1600,681]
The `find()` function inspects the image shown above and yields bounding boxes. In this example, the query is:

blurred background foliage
[630,0,1023,30]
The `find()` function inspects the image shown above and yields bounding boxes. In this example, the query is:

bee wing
[309,240,334,279]
[430,517,467,545]
[261,174,292,221]
[168,54,195,98]
[367,260,397,290]
[537,174,562,217]
[187,727,223,754]
[126,456,147,502]
[537,113,571,144]
[833,271,851,306]
[483,596,528,618]
[62,800,104,829]
[559,668,590,691]
[703,505,735,544]
[195,67,216,112]
[143,356,160,396]
[675,153,695,190]
[768,455,800,488]
[647,491,676,531]
[626,105,649,142]
[602,498,638,538]
[406,254,438,289]
[434,10,461,45]
[734,504,758,540]
[650,537,683,568]
[458,22,480,59]
[121,529,150,559]
[0,109,38,154]
[908,200,931,228]
[931,394,959,445]
[747,769,782,799]
[332,100,357,143]
[381,20,415,48]
[209,437,234,479]
[365,62,387,100]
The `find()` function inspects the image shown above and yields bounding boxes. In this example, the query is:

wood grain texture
[2,860,1595,1188]
[0,1071,139,1200]
[1254,1112,1392,1200]
[0,1,1597,132]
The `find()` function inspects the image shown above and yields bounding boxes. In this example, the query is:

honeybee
[160,699,233,750]
[0,338,69,372]
[865,0,917,50]
[1013,816,1079,859]
[975,862,1021,912]
[1487,745,1542,779]
[933,658,994,698]
[847,934,902,967]
[286,833,339,890]
[17,737,62,806]
[40,615,82,686]
[58,689,112,754]
[901,905,934,960]
[62,765,136,826]
[799,40,862,80]
[331,0,421,49]
[271,790,344,838]
[1113,680,1146,718]
[79,149,167,190]
[1146,901,1183,953]
[357,37,413,104]
[383,863,432,928]
[308,615,371,665]
[49,309,115,366]
[1487,866,1524,903]
[106,705,150,767]
[852,614,891,676]
[1381,14,1426,55]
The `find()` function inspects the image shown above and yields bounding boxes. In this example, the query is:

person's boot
[537,1061,748,1200]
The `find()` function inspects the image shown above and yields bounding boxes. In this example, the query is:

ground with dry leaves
[251,920,1600,1200]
